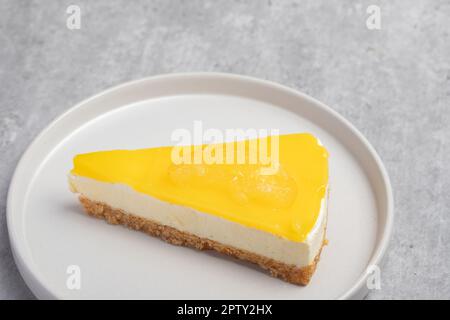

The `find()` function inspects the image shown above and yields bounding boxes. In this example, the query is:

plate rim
[7,72,394,299]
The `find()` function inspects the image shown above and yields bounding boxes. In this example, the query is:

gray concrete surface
[0,0,449,299]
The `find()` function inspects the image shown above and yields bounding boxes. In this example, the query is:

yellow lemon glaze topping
[71,133,328,242]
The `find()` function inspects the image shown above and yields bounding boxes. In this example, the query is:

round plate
[7,73,393,299]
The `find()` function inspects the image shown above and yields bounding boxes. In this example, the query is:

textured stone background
[0,0,449,299]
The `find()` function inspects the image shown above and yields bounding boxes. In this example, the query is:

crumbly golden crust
[78,196,326,285]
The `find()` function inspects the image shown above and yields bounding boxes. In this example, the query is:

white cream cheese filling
[69,175,327,267]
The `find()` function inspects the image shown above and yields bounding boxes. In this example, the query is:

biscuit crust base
[78,196,326,286]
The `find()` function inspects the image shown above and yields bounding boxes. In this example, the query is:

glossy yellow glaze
[71,133,328,242]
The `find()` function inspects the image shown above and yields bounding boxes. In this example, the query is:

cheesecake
[68,133,329,285]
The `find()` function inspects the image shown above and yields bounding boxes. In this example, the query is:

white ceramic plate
[7,73,393,299]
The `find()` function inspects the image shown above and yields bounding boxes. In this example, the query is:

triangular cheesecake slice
[69,133,329,285]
